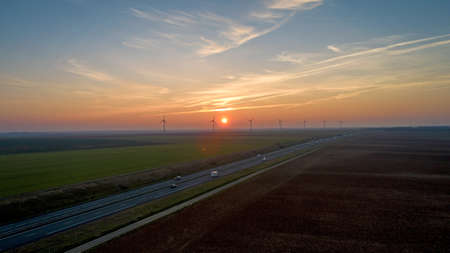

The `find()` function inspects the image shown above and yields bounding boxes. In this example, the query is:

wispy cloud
[327,45,341,53]
[163,102,302,116]
[130,8,196,27]
[317,33,450,64]
[171,33,450,115]
[273,33,450,67]
[197,37,231,56]
[66,59,169,95]
[197,12,295,56]
[163,83,382,116]
[250,11,285,22]
[388,39,450,55]
[128,0,317,57]
[166,61,357,114]
[66,59,113,82]
[267,0,323,10]
[118,7,450,118]
[274,51,313,64]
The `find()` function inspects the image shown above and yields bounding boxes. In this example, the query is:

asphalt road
[0,134,349,251]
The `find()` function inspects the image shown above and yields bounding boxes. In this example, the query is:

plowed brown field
[93,129,450,253]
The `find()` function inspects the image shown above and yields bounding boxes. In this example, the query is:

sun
[221,117,228,124]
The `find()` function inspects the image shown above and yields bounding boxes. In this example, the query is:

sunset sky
[1,0,450,131]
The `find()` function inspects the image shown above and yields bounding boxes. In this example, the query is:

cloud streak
[317,33,450,65]
[250,11,285,22]
[389,39,450,55]
[268,0,323,10]
[66,59,113,82]
[274,51,313,64]
[327,45,341,53]
[127,0,321,57]
[130,8,196,27]
[66,59,169,96]
[172,33,450,115]
[196,12,295,56]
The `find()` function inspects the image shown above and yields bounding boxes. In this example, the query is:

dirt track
[93,129,450,253]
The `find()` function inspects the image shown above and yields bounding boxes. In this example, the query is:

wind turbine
[322,120,326,129]
[249,119,253,132]
[278,120,283,130]
[339,120,343,128]
[303,120,307,129]
[210,117,216,132]
[160,116,167,133]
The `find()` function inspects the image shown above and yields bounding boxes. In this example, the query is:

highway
[0,134,349,251]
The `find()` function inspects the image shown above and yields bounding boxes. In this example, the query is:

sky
[1,0,450,131]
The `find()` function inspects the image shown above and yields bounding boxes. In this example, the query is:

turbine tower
[339,120,343,128]
[303,120,307,129]
[249,119,253,132]
[322,120,326,129]
[160,116,167,133]
[278,120,283,130]
[210,117,216,132]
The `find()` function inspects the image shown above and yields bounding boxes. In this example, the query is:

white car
[210,170,219,177]
[174,176,181,180]
[170,183,177,189]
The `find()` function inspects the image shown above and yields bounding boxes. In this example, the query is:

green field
[0,131,339,198]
